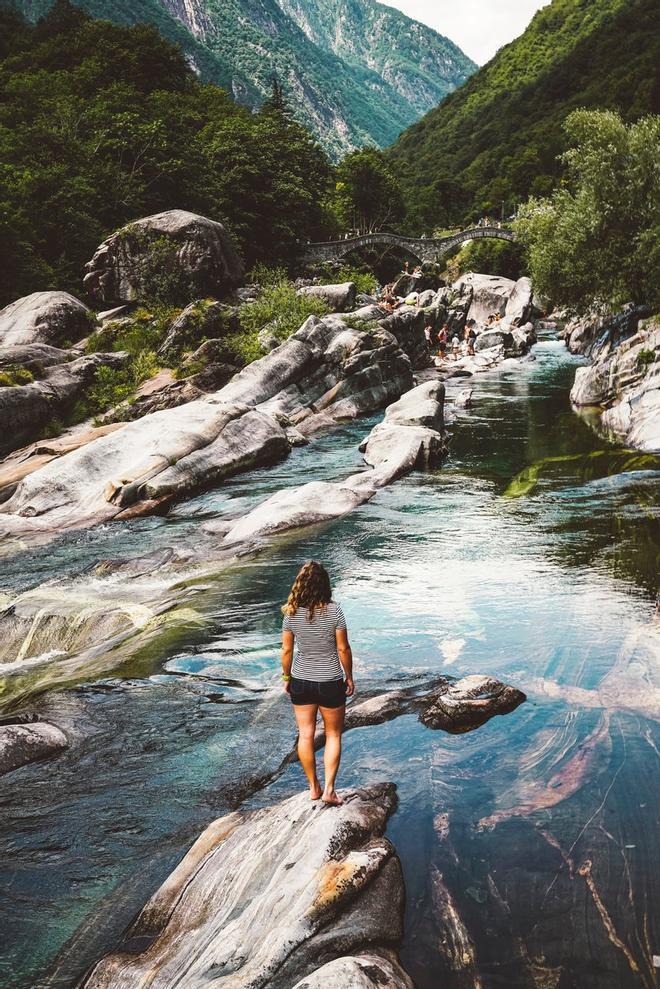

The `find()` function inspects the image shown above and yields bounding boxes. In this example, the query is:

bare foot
[322,789,343,806]
[310,781,322,800]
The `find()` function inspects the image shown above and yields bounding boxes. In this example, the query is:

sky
[380,0,551,65]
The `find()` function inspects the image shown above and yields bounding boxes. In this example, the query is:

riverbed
[1,334,658,988]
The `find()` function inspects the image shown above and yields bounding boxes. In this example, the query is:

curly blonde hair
[282,561,332,621]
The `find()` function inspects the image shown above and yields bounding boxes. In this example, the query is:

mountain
[12,0,475,157]
[276,0,475,122]
[388,0,660,230]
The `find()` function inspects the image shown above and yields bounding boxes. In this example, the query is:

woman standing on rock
[281,561,354,806]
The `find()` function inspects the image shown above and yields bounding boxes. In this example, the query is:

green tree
[330,148,404,233]
[0,5,333,306]
[516,109,660,313]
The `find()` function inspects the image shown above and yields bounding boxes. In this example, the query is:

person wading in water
[281,561,355,806]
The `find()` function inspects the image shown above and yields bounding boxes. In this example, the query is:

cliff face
[275,0,475,120]
[14,0,475,157]
[567,309,660,453]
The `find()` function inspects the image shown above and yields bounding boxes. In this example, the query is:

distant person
[281,561,355,806]
[451,334,461,360]
[424,324,433,349]
[404,261,409,273]
[437,324,448,357]
[467,322,477,356]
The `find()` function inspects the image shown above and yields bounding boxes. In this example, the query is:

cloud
[380,0,551,65]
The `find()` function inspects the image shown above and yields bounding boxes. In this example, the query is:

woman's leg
[319,705,345,805]
[293,703,322,799]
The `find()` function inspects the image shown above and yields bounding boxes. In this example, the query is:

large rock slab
[361,380,446,473]
[0,352,128,456]
[504,276,533,325]
[0,721,68,775]
[0,314,414,536]
[0,343,77,372]
[83,784,405,989]
[0,291,91,347]
[297,282,356,312]
[453,272,516,325]
[83,210,245,305]
[221,380,445,548]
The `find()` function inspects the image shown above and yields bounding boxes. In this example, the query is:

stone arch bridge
[301,226,515,266]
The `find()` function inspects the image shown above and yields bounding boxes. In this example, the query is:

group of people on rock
[425,320,477,362]
[378,263,425,313]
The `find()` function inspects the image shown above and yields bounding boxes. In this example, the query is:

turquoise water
[1,337,658,987]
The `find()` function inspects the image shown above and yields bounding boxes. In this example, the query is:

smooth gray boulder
[83,784,405,989]
[297,281,356,312]
[0,351,128,456]
[0,291,91,347]
[475,327,514,352]
[83,210,245,304]
[505,276,533,325]
[346,304,384,323]
[454,273,516,325]
[221,380,445,548]
[0,721,68,775]
[379,307,428,368]
[221,479,366,547]
[0,343,76,372]
[361,380,446,474]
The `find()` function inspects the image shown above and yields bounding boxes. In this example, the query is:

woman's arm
[336,628,354,696]
[281,629,294,693]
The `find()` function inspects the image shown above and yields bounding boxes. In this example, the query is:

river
[1,331,658,988]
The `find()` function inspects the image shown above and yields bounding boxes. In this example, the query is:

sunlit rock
[0,291,91,347]
[0,721,68,775]
[83,785,405,989]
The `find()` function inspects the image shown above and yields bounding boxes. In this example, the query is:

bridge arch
[301,226,515,267]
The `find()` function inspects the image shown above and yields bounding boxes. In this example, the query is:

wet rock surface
[567,308,658,451]
[83,784,404,989]
[0,719,68,775]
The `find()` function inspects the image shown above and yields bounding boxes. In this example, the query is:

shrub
[226,332,264,366]
[239,273,330,343]
[0,365,35,387]
[321,266,379,297]
[636,348,656,373]
[85,307,179,358]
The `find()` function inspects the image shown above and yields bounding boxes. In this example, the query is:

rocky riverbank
[563,306,659,452]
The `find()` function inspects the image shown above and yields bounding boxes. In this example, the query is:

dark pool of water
[1,338,658,988]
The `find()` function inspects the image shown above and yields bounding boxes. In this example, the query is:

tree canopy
[388,0,660,233]
[0,1,332,306]
[516,110,660,313]
[327,148,405,234]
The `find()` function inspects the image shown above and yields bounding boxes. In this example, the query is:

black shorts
[290,677,347,709]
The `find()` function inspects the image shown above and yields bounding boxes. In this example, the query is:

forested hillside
[389,0,660,231]
[0,3,332,305]
[10,0,474,157]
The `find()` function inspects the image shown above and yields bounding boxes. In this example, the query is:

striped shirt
[283,602,347,681]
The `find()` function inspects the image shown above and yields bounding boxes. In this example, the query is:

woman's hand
[345,678,355,697]
[282,678,291,693]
